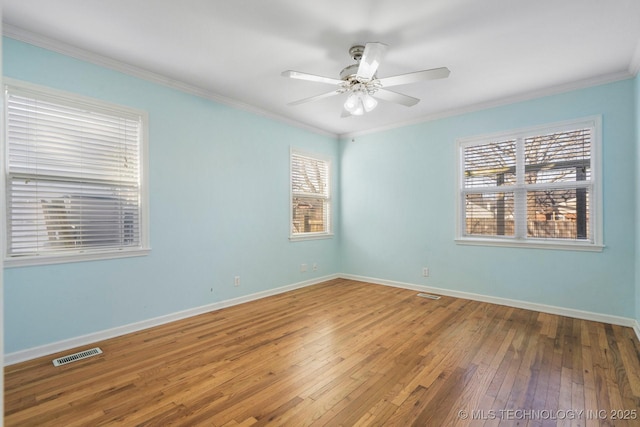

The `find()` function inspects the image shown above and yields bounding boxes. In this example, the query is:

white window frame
[3,79,150,267]
[289,148,332,241]
[455,116,603,252]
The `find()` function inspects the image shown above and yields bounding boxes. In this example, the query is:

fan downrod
[348,45,365,62]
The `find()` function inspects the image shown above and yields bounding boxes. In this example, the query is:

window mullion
[514,137,527,239]
[525,181,591,191]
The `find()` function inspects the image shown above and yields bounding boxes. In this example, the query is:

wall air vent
[416,293,441,300]
[52,347,103,367]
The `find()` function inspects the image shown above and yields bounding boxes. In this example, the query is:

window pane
[7,93,140,182]
[527,189,589,240]
[9,177,140,255]
[292,197,327,234]
[291,154,328,197]
[465,192,515,236]
[463,140,516,188]
[525,129,590,184]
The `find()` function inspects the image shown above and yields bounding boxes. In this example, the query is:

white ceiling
[3,0,640,137]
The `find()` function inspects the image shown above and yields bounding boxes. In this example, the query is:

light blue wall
[3,38,341,354]
[341,79,636,317]
[4,36,639,356]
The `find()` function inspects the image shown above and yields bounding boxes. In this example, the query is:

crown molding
[2,24,337,139]
[4,24,635,142]
[340,70,633,139]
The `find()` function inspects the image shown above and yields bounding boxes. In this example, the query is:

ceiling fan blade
[356,42,388,81]
[281,70,344,86]
[373,89,420,107]
[287,90,342,106]
[377,67,450,88]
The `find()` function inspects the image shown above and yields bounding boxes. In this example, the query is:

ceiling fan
[282,42,450,116]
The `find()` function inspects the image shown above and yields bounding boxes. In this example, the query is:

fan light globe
[351,103,365,116]
[344,90,377,115]
[344,92,360,112]
[362,93,377,112]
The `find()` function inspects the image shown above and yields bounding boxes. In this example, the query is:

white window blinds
[457,117,601,250]
[291,151,331,237]
[5,84,146,260]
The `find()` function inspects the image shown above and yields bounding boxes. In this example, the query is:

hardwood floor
[5,278,640,426]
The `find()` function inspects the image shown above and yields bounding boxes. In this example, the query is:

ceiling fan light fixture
[344,89,377,115]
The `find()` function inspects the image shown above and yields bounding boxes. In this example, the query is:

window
[290,150,331,239]
[456,117,602,251]
[4,80,149,266]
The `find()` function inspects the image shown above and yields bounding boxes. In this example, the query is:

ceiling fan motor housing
[340,45,366,81]
[339,64,360,81]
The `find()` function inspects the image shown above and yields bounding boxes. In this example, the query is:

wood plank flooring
[5,278,640,426]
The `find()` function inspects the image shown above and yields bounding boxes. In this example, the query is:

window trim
[3,78,150,267]
[455,116,603,252]
[289,148,333,241]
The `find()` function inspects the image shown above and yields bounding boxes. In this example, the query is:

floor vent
[417,293,441,300]
[52,347,103,367]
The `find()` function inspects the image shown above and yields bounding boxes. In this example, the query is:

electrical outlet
[301,263,307,272]
[234,276,240,286]
[422,267,429,277]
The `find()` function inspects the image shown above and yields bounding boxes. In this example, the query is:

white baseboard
[5,272,639,365]
[4,274,339,366]
[340,274,639,330]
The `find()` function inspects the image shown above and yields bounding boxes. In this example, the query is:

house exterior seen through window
[456,117,602,251]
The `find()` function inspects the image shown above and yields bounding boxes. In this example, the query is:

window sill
[289,232,334,242]
[4,247,151,268]
[455,237,604,252]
